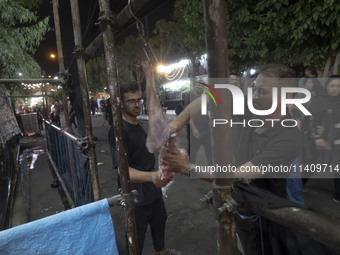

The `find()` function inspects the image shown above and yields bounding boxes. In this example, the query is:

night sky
[35,0,58,76]
[35,0,92,76]
[34,0,174,76]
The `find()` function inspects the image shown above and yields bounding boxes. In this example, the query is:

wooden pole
[69,0,101,201]
[52,0,70,128]
[84,0,153,58]
[0,79,61,84]
[97,0,139,254]
[52,0,79,204]
[202,0,236,254]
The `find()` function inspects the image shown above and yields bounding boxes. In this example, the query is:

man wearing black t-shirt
[233,66,302,190]
[109,82,181,255]
[231,66,303,255]
[161,65,304,255]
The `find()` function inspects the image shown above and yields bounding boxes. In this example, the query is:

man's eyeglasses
[125,98,144,105]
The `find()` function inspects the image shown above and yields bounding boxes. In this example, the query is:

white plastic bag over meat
[142,61,181,182]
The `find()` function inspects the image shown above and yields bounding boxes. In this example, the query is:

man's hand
[151,171,171,188]
[160,149,190,174]
[169,123,180,137]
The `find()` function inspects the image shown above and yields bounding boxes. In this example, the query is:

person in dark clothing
[90,97,98,116]
[174,100,184,115]
[99,99,107,126]
[69,103,77,130]
[298,66,323,95]
[225,66,304,255]
[37,108,43,130]
[108,82,181,255]
[305,75,340,203]
[161,65,329,255]
[105,98,113,126]
[229,72,245,92]
[51,102,61,127]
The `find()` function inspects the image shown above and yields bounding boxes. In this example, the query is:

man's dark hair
[259,64,297,87]
[119,82,140,100]
[229,72,238,76]
[305,66,317,77]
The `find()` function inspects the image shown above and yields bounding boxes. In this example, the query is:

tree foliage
[150,19,189,62]
[0,0,49,78]
[251,0,340,68]
[174,0,340,73]
[116,35,146,83]
[15,0,43,9]
[87,0,340,92]
[173,0,205,57]
[86,55,108,94]
[50,87,63,103]
[86,14,190,92]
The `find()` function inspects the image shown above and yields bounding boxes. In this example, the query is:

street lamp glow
[156,59,190,74]
[156,59,190,81]
[157,64,166,73]
[50,53,56,59]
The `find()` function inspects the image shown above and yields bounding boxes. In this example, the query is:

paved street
[14,112,340,254]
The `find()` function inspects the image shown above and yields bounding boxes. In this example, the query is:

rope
[127,0,191,83]
[127,0,144,35]
[128,0,159,64]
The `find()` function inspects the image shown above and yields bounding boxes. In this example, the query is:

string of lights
[157,59,190,81]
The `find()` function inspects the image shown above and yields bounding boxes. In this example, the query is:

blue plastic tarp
[0,199,118,255]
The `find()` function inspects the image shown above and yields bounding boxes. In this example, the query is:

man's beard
[125,106,141,117]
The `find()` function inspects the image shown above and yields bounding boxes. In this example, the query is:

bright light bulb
[157,64,166,73]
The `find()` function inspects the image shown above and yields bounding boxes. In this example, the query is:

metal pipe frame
[69,0,101,201]
[7,95,52,98]
[256,205,340,248]
[43,119,88,149]
[96,0,140,253]
[46,150,76,208]
[52,0,70,128]
[0,79,62,84]
[84,0,152,58]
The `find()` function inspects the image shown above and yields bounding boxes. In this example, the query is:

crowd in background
[227,66,340,204]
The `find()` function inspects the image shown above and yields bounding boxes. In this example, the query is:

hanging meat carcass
[142,61,182,182]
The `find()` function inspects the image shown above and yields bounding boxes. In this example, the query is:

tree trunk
[202,1,236,254]
[333,51,340,75]
[322,56,332,85]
